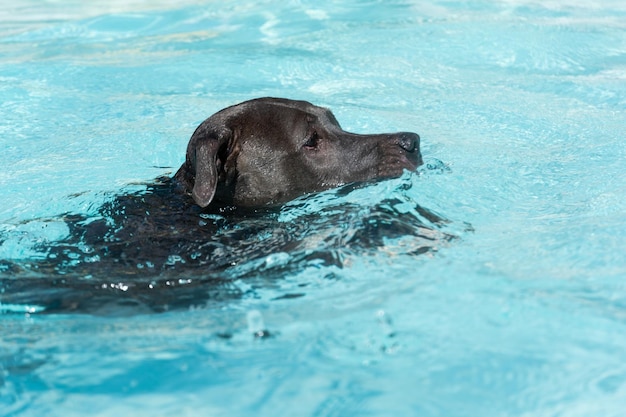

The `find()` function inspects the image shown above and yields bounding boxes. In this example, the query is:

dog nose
[397,132,420,152]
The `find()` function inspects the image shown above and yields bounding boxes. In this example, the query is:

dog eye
[303,131,319,150]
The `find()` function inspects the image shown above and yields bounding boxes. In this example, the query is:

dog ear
[191,138,222,208]
[182,124,233,208]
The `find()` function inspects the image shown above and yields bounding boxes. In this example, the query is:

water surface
[1,1,626,416]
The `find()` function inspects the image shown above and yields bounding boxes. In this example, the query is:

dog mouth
[377,143,422,178]
[377,157,420,178]
[406,148,423,169]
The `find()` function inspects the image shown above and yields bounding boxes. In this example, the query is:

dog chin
[407,152,423,170]
[378,153,422,178]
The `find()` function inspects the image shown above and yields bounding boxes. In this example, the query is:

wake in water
[0,164,460,314]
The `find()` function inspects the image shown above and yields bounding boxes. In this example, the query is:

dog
[0,98,445,314]
[173,97,422,208]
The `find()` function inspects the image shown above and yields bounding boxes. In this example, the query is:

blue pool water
[1,0,626,415]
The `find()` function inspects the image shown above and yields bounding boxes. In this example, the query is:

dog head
[174,97,422,208]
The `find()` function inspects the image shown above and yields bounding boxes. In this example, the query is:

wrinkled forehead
[310,105,341,127]
[300,102,340,127]
[258,99,341,128]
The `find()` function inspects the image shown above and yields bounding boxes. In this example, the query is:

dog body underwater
[0,98,449,314]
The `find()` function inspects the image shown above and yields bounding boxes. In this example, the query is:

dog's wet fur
[174,97,421,208]
[0,98,451,314]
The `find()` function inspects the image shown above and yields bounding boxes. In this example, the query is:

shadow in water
[0,175,460,315]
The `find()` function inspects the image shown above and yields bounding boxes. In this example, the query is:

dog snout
[397,132,420,152]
